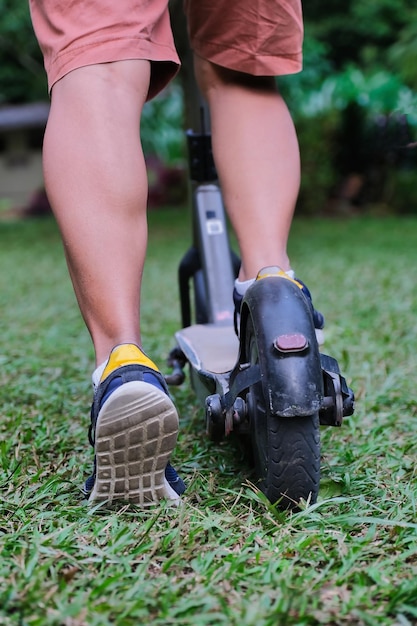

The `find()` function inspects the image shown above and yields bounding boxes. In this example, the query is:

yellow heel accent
[100,344,159,382]
[256,266,303,289]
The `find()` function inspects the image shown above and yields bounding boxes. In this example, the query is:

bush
[0,0,46,103]
[283,59,417,215]
[295,110,341,215]
[141,81,185,166]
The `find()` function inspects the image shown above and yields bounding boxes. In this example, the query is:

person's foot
[233,267,325,339]
[290,277,325,331]
[84,344,185,505]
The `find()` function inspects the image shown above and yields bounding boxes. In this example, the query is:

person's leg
[30,0,186,504]
[43,60,185,504]
[194,58,300,282]
[43,60,150,366]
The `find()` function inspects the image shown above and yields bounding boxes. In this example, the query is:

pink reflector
[274,333,308,352]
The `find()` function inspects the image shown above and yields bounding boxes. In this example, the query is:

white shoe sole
[89,381,180,506]
[316,328,324,345]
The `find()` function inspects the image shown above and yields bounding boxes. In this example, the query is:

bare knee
[50,60,151,114]
[194,55,277,99]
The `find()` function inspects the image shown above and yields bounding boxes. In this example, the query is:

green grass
[1,210,417,625]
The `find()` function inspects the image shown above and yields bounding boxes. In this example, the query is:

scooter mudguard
[239,274,323,417]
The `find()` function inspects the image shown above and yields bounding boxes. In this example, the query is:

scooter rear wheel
[244,316,320,510]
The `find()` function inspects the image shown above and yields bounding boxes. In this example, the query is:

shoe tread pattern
[89,381,179,506]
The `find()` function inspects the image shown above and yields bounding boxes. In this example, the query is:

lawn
[1,210,417,625]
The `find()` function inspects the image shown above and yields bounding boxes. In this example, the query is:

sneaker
[233,267,325,337]
[84,343,185,505]
[291,277,325,331]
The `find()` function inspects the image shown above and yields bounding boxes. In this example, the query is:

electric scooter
[166,101,354,511]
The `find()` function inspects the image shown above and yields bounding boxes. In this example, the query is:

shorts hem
[192,38,302,76]
[47,37,180,99]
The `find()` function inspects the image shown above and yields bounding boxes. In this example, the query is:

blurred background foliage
[1,0,416,214]
[0,0,46,103]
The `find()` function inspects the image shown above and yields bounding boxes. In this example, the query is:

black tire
[244,315,320,510]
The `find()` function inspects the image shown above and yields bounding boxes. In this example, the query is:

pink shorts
[185,0,303,78]
[29,0,303,99]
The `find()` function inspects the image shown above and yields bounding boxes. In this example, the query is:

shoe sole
[89,381,180,506]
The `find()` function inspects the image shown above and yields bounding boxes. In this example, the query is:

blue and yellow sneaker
[233,267,325,340]
[84,344,185,506]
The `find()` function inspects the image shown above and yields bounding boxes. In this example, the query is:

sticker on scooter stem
[216,310,233,322]
[206,219,223,235]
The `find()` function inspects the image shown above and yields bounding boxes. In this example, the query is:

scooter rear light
[274,333,308,353]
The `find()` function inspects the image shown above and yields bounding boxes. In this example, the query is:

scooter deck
[175,324,239,374]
